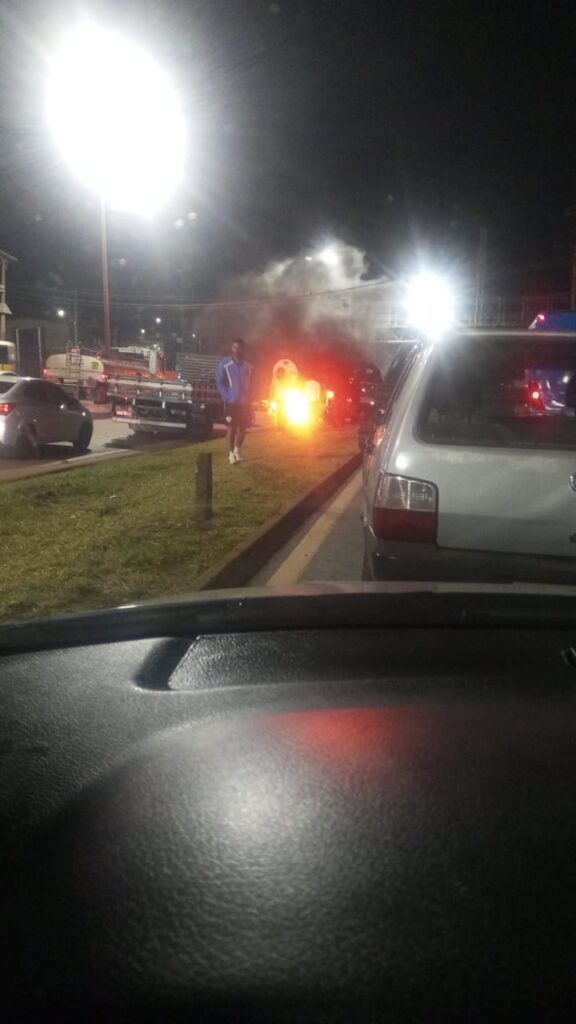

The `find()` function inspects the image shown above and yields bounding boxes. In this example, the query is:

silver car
[0,378,93,457]
[363,329,576,585]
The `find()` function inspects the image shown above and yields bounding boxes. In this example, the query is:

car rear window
[0,381,14,395]
[418,337,576,449]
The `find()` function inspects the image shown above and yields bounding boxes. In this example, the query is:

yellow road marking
[266,470,362,585]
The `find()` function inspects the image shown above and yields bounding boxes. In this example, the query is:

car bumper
[364,528,576,585]
[0,417,18,447]
[113,416,188,430]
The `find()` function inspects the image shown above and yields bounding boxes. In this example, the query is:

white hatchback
[362,330,576,584]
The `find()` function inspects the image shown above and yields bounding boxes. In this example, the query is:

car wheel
[185,416,213,441]
[201,415,214,440]
[73,422,93,453]
[15,426,39,459]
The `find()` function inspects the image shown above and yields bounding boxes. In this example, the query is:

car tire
[201,415,214,440]
[185,416,213,441]
[15,426,39,459]
[73,422,93,453]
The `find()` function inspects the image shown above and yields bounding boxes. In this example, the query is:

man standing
[216,338,253,465]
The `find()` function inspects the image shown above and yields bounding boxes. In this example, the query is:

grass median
[1,424,358,621]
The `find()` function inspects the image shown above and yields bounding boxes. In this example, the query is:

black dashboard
[1,586,576,1022]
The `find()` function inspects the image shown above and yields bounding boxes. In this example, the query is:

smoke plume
[195,242,400,386]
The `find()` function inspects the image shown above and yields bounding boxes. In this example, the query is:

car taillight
[527,379,544,410]
[0,403,15,416]
[373,473,438,543]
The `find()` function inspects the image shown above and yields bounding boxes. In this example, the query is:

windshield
[1,3,576,622]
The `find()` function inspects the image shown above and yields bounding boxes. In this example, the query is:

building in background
[7,317,69,376]
[0,248,17,340]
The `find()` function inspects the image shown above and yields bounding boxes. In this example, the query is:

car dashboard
[0,585,576,1022]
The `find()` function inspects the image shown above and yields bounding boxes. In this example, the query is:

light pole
[46,23,185,353]
[100,198,111,352]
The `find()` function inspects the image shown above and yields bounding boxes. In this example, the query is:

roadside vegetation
[0,425,358,620]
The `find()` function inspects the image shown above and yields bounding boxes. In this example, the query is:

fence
[368,293,572,333]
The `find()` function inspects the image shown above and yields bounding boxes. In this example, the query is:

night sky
[1,0,576,314]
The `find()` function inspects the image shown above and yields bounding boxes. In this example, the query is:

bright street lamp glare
[56,308,66,317]
[46,24,186,215]
[319,246,338,267]
[405,272,455,337]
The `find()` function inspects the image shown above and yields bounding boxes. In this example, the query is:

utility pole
[474,227,488,325]
[100,197,111,353]
[562,205,576,310]
[73,289,79,346]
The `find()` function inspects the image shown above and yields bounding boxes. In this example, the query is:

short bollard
[194,452,213,523]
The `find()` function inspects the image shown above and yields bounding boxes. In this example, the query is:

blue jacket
[216,357,252,405]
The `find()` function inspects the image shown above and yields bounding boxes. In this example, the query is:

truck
[44,345,174,403]
[110,378,214,439]
[109,354,224,439]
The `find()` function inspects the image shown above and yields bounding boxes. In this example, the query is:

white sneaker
[233,448,244,462]
[228,451,236,465]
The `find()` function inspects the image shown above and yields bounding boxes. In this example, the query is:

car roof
[11,377,53,383]
[428,331,576,348]
[0,377,59,392]
[446,328,576,341]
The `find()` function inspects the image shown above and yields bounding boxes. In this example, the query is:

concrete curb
[193,451,362,591]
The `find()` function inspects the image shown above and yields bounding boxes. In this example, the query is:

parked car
[362,329,576,584]
[357,342,420,451]
[0,378,93,457]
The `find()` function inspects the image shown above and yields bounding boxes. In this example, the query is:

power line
[8,277,394,312]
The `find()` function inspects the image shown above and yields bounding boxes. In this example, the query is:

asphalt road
[251,469,365,585]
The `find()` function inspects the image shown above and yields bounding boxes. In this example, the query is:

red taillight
[0,402,15,416]
[527,380,544,410]
[42,368,48,377]
[372,473,438,543]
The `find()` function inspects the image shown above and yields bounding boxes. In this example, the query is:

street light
[46,23,186,351]
[155,317,162,324]
[305,246,339,267]
[405,272,455,338]
[318,246,339,267]
[56,308,66,318]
